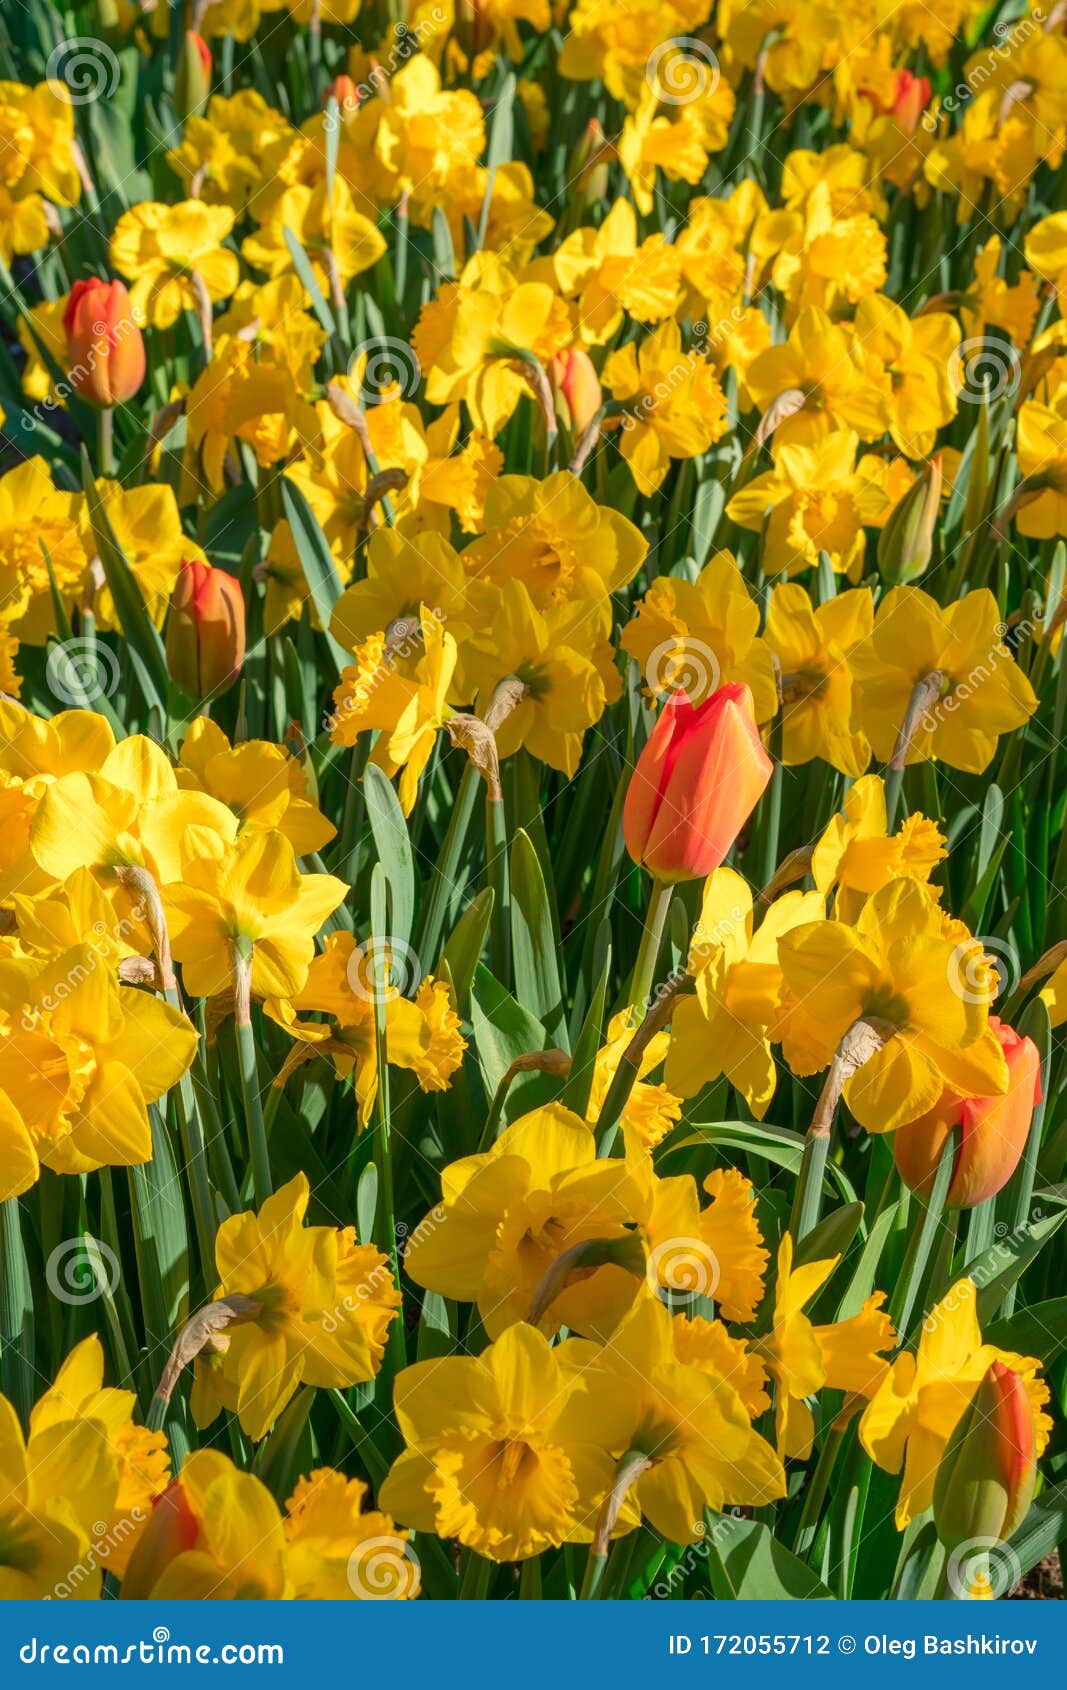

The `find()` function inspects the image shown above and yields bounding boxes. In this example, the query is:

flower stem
[233,950,272,1208]
[627,875,673,1020]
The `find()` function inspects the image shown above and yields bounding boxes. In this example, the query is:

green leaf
[704,1514,835,1600]
[469,964,547,1107]
[793,1202,865,1270]
[974,1206,1067,1321]
[477,73,516,247]
[561,924,611,1118]
[1008,1482,1067,1581]
[439,888,494,1017]
[985,1297,1067,1364]
[415,1291,456,1362]
[364,764,415,948]
[282,225,337,337]
[80,452,169,706]
[356,1162,378,1246]
[280,478,353,675]
[510,828,568,1050]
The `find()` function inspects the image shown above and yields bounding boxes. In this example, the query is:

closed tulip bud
[166,558,246,700]
[325,74,360,115]
[455,0,495,58]
[623,684,773,883]
[174,31,212,121]
[892,69,932,135]
[934,1362,1037,1553]
[567,118,612,206]
[119,1483,199,1599]
[549,349,602,437]
[893,1017,1040,1208]
[63,278,146,407]
[877,454,941,586]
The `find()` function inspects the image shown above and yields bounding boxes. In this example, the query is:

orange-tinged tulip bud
[623,684,773,883]
[549,349,602,436]
[175,30,212,120]
[892,69,931,134]
[119,1483,199,1599]
[166,558,246,701]
[934,1362,1037,1557]
[325,74,360,113]
[893,1017,1040,1208]
[567,118,612,205]
[63,278,146,407]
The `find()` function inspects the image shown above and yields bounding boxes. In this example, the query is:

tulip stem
[627,876,673,1022]
[417,760,481,968]
[890,1128,957,1338]
[97,405,115,477]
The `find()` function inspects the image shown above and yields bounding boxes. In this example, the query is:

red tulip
[893,1017,1041,1208]
[623,683,773,883]
[63,278,145,407]
[166,559,246,700]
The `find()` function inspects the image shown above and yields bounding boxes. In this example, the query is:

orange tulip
[549,349,602,437]
[166,558,246,700]
[119,1484,199,1600]
[175,31,212,120]
[63,278,146,407]
[325,75,360,113]
[623,684,773,883]
[893,1017,1041,1208]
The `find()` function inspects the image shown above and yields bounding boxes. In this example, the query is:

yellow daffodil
[665,867,824,1120]
[811,774,946,920]
[860,1278,1050,1527]
[330,606,458,814]
[554,198,681,345]
[265,930,466,1127]
[727,431,890,579]
[751,1234,895,1458]
[165,829,346,1000]
[603,319,727,495]
[850,586,1037,772]
[460,471,647,615]
[621,550,777,718]
[110,200,239,329]
[461,579,613,777]
[381,1321,631,1562]
[176,717,335,857]
[190,1173,401,1441]
[746,307,886,447]
[766,581,873,775]
[777,877,1009,1133]
[0,456,86,644]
